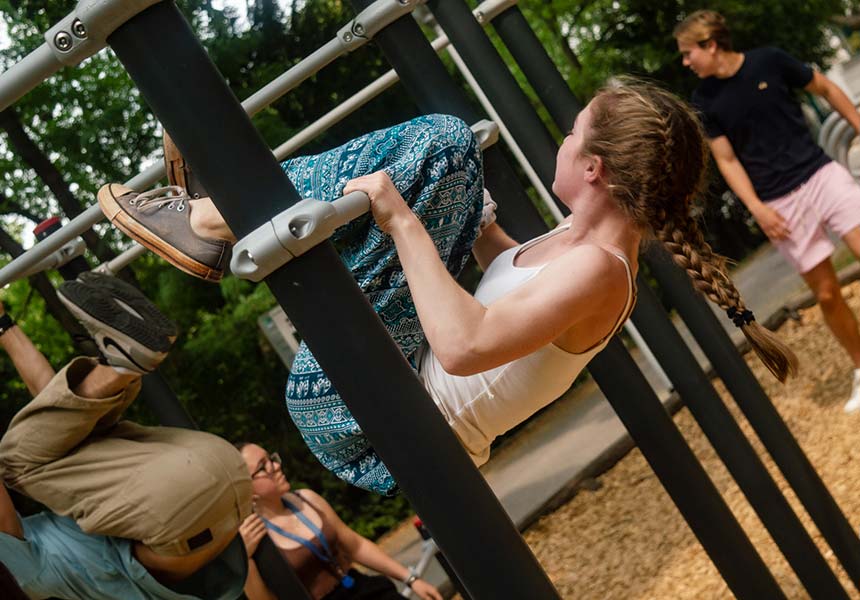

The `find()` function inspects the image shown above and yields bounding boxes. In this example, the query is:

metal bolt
[343,32,353,42]
[71,19,87,39]
[476,10,486,23]
[54,31,73,52]
[353,23,365,36]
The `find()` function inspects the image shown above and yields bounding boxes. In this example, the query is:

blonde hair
[583,80,797,381]
[673,9,733,51]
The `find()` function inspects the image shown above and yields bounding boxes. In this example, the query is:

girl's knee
[420,114,479,156]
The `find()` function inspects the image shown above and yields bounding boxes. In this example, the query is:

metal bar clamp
[231,191,370,282]
[46,0,162,66]
[337,0,422,50]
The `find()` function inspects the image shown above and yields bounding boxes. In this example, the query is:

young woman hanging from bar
[98,80,798,495]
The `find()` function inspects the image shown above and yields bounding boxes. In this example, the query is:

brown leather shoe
[98,183,231,282]
[163,131,208,199]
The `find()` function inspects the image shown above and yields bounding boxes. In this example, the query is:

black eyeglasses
[251,452,282,479]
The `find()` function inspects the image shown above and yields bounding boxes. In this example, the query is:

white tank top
[418,224,636,465]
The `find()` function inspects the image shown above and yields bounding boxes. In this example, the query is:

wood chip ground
[517,281,860,599]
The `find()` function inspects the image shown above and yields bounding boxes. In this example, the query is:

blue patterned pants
[283,115,483,495]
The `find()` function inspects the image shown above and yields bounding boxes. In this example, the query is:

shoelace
[130,185,191,213]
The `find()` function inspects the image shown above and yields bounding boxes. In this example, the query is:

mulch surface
[521,281,860,599]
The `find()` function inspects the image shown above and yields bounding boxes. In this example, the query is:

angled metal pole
[350,0,548,242]
[425,0,563,207]
[108,3,558,598]
[0,0,536,287]
[490,4,582,133]
[588,339,785,599]
[645,245,860,590]
[632,275,848,598]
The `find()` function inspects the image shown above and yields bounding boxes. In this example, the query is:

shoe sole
[98,183,223,283]
[77,272,179,341]
[58,282,171,373]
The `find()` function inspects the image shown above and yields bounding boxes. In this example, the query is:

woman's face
[241,443,290,500]
[553,100,596,202]
[677,38,717,78]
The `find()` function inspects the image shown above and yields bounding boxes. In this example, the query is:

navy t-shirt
[692,47,830,200]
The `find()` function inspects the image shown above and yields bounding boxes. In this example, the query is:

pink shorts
[767,161,860,273]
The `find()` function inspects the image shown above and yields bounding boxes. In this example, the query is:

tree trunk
[0,107,115,264]
[0,226,99,357]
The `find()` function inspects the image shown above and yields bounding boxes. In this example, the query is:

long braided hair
[583,79,798,381]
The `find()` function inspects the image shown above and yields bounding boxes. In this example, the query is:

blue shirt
[0,512,244,600]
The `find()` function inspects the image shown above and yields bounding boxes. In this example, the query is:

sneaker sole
[98,183,223,282]
[58,283,170,373]
[77,272,179,341]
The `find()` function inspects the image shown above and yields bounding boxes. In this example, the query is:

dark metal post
[109,3,558,598]
[425,0,562,199]
[490,6,582,134]
[589,338,785,599]
[353,2,548,241]
[414,520,473,600]
[632,275,847,598]
[645,245,860,589]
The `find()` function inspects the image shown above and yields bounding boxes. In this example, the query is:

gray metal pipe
[0,44,62,112]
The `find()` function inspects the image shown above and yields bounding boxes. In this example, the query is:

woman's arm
[471,222,518,271]
[346,170,621,375]
[239,513,277,600]
[301,490,442,600]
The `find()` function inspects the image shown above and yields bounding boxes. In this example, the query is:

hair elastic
[726,307,755,328]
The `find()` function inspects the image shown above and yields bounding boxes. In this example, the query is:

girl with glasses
[236,443,441,600]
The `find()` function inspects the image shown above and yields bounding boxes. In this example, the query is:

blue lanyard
[260,495,354,589]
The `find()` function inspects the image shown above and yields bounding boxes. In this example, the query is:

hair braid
[657,213,797,382]
[585,79,798,380]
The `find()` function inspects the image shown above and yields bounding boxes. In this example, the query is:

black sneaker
[58,273,178,374]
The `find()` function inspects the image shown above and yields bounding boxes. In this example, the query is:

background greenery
[0,0,858,537]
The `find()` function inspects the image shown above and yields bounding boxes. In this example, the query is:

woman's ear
[584,155,603,183]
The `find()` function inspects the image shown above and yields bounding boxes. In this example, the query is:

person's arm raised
[709,136,790,241]
[0,300,55,397]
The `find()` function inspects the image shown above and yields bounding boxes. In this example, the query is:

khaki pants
[0,357,251,555]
